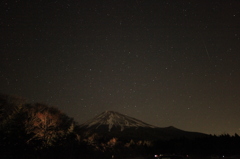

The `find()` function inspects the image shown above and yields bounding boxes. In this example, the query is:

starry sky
[1,0,240,135]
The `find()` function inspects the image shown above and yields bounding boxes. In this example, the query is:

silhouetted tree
[0,94,30,156]
[24,103,76,149]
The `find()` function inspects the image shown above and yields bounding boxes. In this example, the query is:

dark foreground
[1,154,240,159]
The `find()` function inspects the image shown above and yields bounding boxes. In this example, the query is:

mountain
[80,111,157,131]
[79,111,208,140]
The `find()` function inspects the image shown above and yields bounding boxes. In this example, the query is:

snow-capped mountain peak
[80,111,157,131]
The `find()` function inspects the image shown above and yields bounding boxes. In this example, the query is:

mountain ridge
[80,110,157,132]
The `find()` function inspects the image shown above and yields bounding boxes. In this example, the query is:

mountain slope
[79,111,207,140]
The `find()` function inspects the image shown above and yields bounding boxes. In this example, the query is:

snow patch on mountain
[81,111,157,131]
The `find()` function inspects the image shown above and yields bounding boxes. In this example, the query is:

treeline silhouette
[0,94,89,158]
[1,94,240,158]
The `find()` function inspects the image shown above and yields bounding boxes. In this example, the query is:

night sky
[1,0,240,135]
